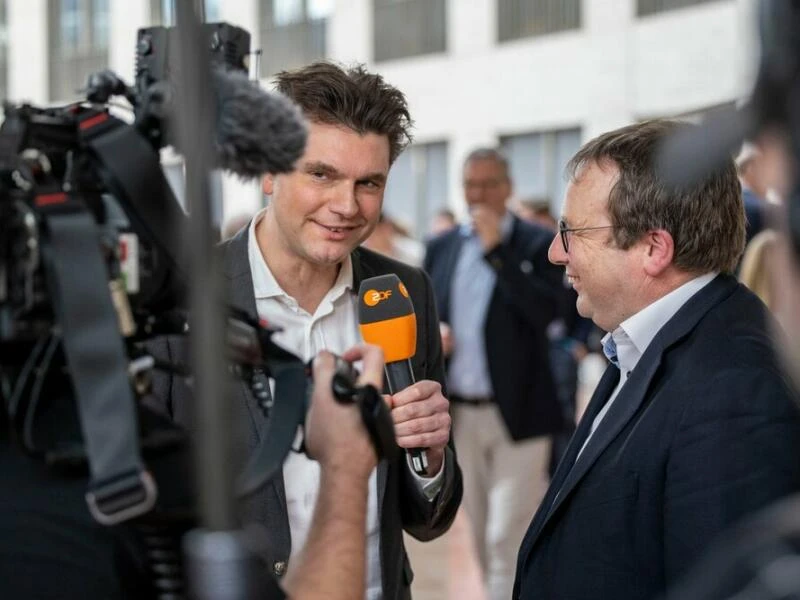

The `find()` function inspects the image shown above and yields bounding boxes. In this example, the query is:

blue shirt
[447,212,514,398]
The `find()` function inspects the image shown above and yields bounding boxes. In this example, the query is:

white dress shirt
[247,210,443,599]
[577,272,718,459]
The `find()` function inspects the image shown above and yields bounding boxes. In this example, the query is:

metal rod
[173,0,236,531]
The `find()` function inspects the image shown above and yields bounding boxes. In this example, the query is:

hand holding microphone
[358,274,451,476]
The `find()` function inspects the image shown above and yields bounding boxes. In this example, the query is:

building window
[498,0,580,42]
[258,0,332,78]
[637,0,723,18]
[383,142,449,239]
[150,0,221,26]
[501,128,581,217]
[48,0,110,102]
[373,0,446,63]
[150,0,175,25]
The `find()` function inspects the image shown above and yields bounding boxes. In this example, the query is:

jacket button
[273,560,287,576]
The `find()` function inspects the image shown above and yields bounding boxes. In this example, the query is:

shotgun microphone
[357,274,429,475]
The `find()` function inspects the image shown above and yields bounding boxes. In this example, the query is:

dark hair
[567,119,745,274]
[274,61,413,164]
[463,147,510,180]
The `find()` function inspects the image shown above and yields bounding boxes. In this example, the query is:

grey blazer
[147,226,462,600]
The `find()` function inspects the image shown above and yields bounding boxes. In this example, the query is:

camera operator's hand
[283,344,384,600]
[304,345,384,475]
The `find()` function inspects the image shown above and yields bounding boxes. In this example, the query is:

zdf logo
[364,289,392,307]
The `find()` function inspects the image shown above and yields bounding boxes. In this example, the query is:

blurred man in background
[425,148,563,600]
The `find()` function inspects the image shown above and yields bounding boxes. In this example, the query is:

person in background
[429,208,457,238]
[736,140,778,245]
[425,148,564,600]
[739,229,780,311]
[362,212,424,266]
[513,196,597,473]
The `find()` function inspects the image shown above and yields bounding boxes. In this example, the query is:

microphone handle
[385,359,430,476]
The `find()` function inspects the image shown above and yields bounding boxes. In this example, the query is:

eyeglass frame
[557,219,616,253]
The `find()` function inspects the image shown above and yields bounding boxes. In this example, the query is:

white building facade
[3,0,761,235]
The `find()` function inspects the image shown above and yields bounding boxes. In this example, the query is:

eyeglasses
[558,220,616,253]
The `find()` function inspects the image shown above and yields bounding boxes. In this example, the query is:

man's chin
[309,244,354,266]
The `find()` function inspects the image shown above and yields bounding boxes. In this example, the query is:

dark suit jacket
[513,274,800,600]
[148,228,462,600]
[424,215,564,441]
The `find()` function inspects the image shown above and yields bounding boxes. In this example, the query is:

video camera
[0,18,394,526]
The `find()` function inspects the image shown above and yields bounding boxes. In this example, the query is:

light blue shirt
[576,272,718,459]
[447,212,514,398]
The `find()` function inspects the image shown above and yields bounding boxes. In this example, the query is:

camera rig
[0,20,396,534]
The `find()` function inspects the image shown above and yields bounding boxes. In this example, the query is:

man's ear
[262,174,274,196]
[642,229,675,277]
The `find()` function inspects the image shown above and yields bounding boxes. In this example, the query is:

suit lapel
[543,353,661,521]
[518,274,740,565]
[517,364,620,563]
[437,230,465,322]
[223,227,287,514]
[224,228,268,441]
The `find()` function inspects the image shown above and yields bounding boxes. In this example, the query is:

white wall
[7,0,760,221]
[8,0,48,104]
[361,0,759,212]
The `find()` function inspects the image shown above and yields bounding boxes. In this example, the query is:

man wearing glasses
[513,120,800,600]
[424,148,565,600]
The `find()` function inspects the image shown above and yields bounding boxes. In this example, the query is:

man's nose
[548,233,567,265]
[329,185,359,218]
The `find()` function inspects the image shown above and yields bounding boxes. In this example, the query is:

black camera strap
[37,194,156,525]
[79,112,187,280]
[237,359,308,498]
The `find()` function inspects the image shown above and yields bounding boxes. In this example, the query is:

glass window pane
[373,0,446,62]
[502,133,547,198]
[383,148,414,226]
[260,0,328,77]
[308,0,334,20]
[161,0,175,25]
[93,0,110,49]
[498,0,580,42]
[383,142,449,238]
[551,129,581,215]
[205,0,221,22]
[637,0,720,18]
[423,142,448,226]
[502,129,581,217]
[60,0,82,51]
[273,0,304,26]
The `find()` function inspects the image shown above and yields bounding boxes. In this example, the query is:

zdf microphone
[358,274,429,476]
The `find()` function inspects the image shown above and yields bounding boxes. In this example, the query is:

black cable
[6,332,51,417]
[21,331,60,452]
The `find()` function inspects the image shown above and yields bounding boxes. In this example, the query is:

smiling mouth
[319,222,354,231]
[317,223,360,237]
